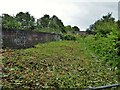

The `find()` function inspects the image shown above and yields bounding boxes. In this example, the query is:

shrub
[60,34,76,41]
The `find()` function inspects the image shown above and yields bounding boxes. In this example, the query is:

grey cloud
[67,2,118,30]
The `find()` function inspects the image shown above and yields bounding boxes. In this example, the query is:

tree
[48,15,65,33]
[64,25,73,34]
[2,14,21,29]
[37,14,50,29]
[72,26,80,34]
[16,12,35,30]
[88,13,117,36]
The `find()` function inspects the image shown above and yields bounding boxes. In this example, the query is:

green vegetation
[60,34,76,41]
[1,12,120,89]
[2,40,118,89]
[2,12,79,34]
[86,13,120,81]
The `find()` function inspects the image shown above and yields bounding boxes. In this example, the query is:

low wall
[2,28,60,49]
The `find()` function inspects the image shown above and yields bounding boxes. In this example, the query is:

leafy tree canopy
[2,14,21,29]
[16,12,35,30]
[86,13,118,36]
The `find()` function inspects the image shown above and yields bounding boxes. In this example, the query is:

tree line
[2,12,80,34]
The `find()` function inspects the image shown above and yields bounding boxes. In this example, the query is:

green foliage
[48,15,65,33]
[16,12,35,30]
[2,12,78,35]
[86,13,117,36]
[2,41,118,89]
[84,34,119,66]
[72,26,80,31]
[64,25,80,34]
[34,28,61,33]
[60,34,76,41]
[2,12,119,88]
[64,25,74,34]
[117,20,120,56]
[2,14,21,29]
[84,13,120,80]
[37,14,50,28]
[36,15,66,34]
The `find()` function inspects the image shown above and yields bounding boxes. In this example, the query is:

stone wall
[2,28,60,49]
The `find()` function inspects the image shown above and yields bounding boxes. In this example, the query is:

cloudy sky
[0,0,119,31]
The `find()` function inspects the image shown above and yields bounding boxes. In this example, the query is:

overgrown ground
[1,39,118,89]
